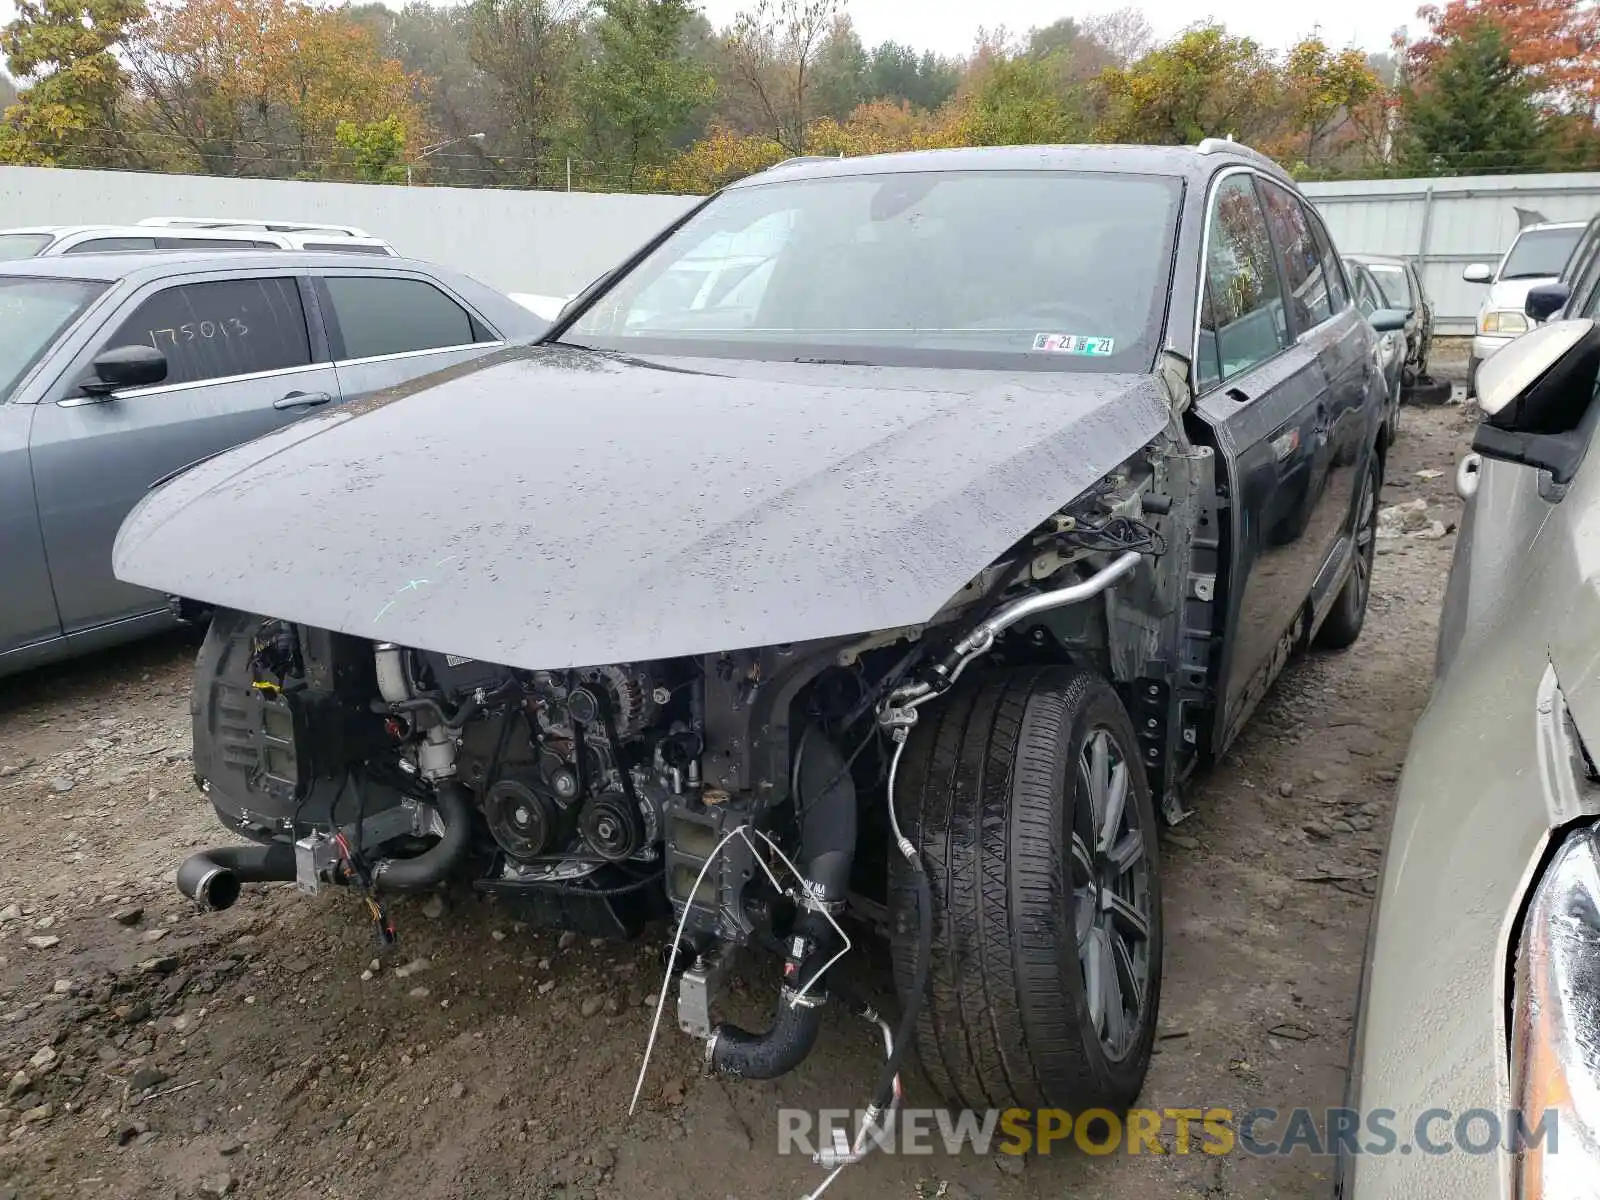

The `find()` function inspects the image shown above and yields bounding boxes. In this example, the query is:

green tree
[1281,36,1381,166]
[1401,19,1550,175]
[959,53,1084,146]
[810,12,866,119]
[863,40,958,111]
[580,0,714,186]
[0,0,146,167]
[336,115,407,181]
[467,0,584,184]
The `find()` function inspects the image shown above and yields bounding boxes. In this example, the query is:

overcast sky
[0,0,1422,60]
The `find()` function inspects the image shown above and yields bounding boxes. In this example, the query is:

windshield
[0,277,108,401]
[0,233,54,261]
[1501,226,1584,280]
[565,169,1182,371]
[1366,264,1411,308]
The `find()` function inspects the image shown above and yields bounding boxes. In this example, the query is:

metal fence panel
[0,164,700,297]
[1301,173,1600,334]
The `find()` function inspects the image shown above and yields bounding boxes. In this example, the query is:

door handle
[1455,452,1482,501]
[1224,386,1250,403]
[274,390,332,410]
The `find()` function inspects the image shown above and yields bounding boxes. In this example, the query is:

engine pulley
[579,790,646,861]
[484,775,566,862]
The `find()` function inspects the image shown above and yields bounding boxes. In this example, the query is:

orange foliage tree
[1409,0,1600,111]
[126,0,426,176]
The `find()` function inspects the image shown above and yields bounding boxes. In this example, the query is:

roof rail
[1195,137,1287,175]
[137,217,375,237]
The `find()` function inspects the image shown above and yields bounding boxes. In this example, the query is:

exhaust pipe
[177,841,297,911]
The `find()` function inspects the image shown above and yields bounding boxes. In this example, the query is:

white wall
[0,165,700,297]
[1302,172,1600,334]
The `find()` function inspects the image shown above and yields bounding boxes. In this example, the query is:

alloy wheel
[1069,727,1154,1060]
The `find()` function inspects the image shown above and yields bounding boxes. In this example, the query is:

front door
[1191,172,1334,747]
[29,272,340,633]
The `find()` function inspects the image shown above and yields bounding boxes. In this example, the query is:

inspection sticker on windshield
[1033,333,1115,356]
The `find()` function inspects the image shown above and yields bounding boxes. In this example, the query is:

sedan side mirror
[1473,318,1600,485]
[1463,262,1494,284]
[1369,307,1410,333]
[80,344,168,397]
[1525,282,1571,322]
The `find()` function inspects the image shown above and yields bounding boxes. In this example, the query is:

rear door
[28,270,340,633]
[312,270,504,399]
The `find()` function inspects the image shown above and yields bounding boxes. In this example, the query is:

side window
[1304,206,1351,313]
[1257,181,1332,330]
[64,237,157,254]
[304,242,390,255]
[1197,175,1290,391]
[323,276,485,359]
[103,277,312,387]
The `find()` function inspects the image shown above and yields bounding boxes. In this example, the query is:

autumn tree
[1410,0,1600,113]
[723,0,839,153]
[1082,8,1154,67]
[126,0,423,178]
[1402,18,1552,174]
[578,0,714,187]
[1095,23,1281,145]
[1278,37,1382,167]
[0,0,146,167]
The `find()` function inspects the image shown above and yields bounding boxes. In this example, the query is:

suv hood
[114,344,1170,671]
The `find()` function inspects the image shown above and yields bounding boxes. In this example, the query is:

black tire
[1315,452,1380,651]
[888,666,1162,1112]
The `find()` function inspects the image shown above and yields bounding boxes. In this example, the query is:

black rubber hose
[372,780,474,892]
[177,841,297,911]
[708,983,827,1078]
[709,730,858,1080]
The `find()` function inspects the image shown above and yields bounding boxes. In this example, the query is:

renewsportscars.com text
[776,1106,1559,1158]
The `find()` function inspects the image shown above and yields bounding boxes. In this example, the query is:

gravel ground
[0,398,1478,1200]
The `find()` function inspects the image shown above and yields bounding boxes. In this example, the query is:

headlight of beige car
[1510,820,1600,1196]
[1483,310,1531,335]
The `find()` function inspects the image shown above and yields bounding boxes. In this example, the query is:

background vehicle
[1461,219,1585,396]
[1347,257,1405,445]
[1346,251,1442,399]
[0,216,396,259]
[114,143,1400,1148]
[1522,208,1600,327]
[1338,316,1600,1197]
[0,250,543,677]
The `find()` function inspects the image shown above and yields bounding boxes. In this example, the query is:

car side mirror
[80,345,168,397]
[1463,262,1494,284]
[1369,307,1409,333]
[1473,318,1600,485]
[1525,282,1571,322]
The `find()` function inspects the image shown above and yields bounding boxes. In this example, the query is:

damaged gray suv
[113,142,1403,1142]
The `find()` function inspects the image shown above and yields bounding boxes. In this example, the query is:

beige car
[1340,319,1600,1196]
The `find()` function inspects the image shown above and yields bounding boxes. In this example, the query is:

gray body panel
[1344,430,1600,1197]
[114,345,1172,671]
[0,251,543,677]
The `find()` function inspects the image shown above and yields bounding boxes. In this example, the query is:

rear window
[566,169,1183,372]
[0,277,107,400]
[0,233,53,260]
[323,276,479,358]
[1501,227,1584,280]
